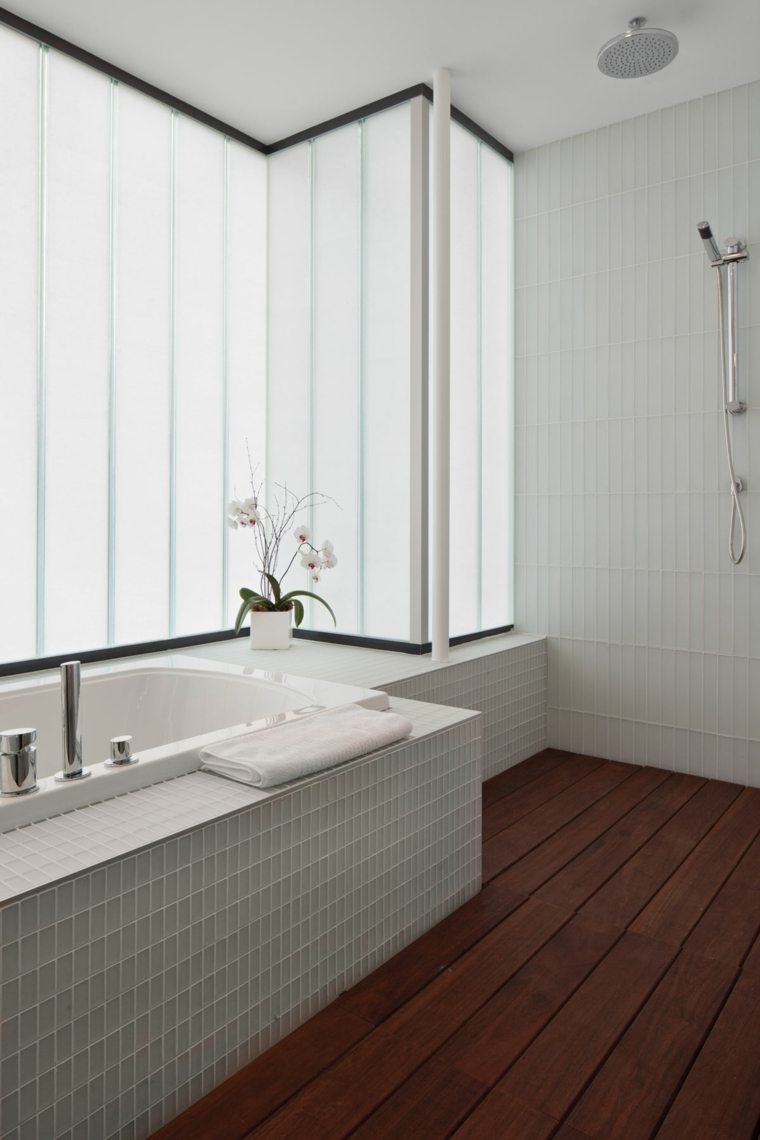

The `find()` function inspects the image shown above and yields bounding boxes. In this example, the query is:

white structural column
[431,68,451,660]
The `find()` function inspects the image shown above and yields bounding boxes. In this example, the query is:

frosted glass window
[266,144,310,499]
[311,124,361,632]
[449,126,514,637]
[363,104,412,640]
[450,123,481,637]
[481,147,514,628]
[113,85,172,644]
[263,108,413,640]
[0,29,40,661]
[226,140,268,623]
[0,16,513,667]
[44,51,110,654]
[173,116,225,635]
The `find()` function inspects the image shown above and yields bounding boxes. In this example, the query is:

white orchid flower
[293,525,311,544]
[311,572,321,583]
[301,554,320,572]
[320,539,334,554]
[320,553,338,569]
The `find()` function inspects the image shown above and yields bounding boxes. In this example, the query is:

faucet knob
[0,727,39,796]
[1,727,37,753]
[106,735,138,766]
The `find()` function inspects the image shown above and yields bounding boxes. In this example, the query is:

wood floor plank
[740,927,760,977]
[565,950,736,1140]
[451,1089,560,1140]
[482,749,572,809]
[578,778,741,932]
[350,1055,489,1140]
[552,1128,598,1140]
[491,766,673,898]
[349,915,622,1140]
[531,772,704,911]
[483,761,638,883]
[150,1006,373,1140]
[630,788,760,947]
[655,971,760,1140]
[684,830,760,967]
[482,753,605,840]
[336,879,526,1025]
[245,897,571,1139]
[485,931,676,1122]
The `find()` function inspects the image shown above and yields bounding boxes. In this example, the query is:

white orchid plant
[228,478,337,634]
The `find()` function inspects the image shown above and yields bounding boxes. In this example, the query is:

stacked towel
[199,703,413,788]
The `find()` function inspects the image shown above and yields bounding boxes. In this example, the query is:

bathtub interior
[0,667,327,780]
[0,656,389,831]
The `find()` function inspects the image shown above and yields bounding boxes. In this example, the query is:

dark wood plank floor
[152,749,760,1140]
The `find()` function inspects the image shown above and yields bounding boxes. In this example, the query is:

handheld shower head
[697,221,722,265]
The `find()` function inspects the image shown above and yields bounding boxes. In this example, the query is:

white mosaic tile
[0,712,481,1140]
[385,640,547,780]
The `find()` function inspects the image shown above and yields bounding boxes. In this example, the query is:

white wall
[514,80,760,784]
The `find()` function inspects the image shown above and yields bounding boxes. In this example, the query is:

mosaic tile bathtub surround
[384,638,547,780]
[0,708,481,1140]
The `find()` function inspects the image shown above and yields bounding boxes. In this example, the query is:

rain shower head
[597,17,679,79]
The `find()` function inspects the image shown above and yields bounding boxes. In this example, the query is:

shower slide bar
[697,221,748,564]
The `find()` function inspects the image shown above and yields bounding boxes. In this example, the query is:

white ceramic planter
[249,609,292,650]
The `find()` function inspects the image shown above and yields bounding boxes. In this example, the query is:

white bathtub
[0,654,388,831]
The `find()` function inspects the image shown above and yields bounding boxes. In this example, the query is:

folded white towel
[199,703,413,788]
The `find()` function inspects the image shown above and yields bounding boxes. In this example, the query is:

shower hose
[716,268,746,564]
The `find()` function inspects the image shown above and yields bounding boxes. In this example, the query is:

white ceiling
[6,0,760,152]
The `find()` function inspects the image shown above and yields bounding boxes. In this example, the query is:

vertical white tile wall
[515,81,760,785]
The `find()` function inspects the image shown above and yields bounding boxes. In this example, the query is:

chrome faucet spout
[55,660,91,781]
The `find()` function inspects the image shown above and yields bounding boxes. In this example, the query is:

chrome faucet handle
[0,728,39,796]
[55,660,91,782]
[105,735,138,767]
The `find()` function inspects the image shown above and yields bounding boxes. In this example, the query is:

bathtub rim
[0,653,389,833]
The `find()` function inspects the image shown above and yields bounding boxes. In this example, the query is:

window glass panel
[173,116,225,635]
[0,29,39,661]
[481,146,514,627]
[44,51,110,654]
[264,143,311,606]
[226,140,268,621]
[311,123,361,632]
[113,85,172,644]
[266,144,310,497]
[363,103,411,640]
[449,123,481,637]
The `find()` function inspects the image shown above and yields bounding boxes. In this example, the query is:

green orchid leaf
[280,589,336,626]
[233,593,273,634]
[292,599,305,627]
[263,572,282,605]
